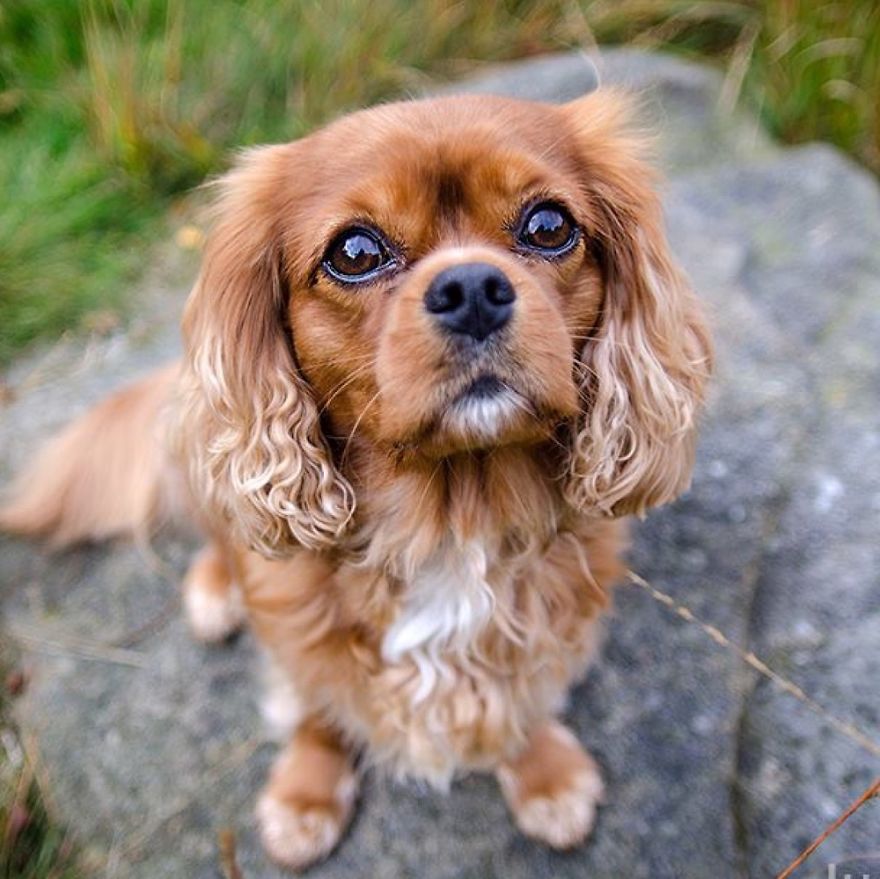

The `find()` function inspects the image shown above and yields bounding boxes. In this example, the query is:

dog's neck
[340,441,572,695]
[346,440,567,570]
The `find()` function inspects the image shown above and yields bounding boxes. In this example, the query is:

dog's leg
[257,717,358,870]
[181,543,245,642]
[260,657,304,742]
[496,719,605,849]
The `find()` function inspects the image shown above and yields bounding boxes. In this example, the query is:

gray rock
[2,49,879,879]
[690,147,880,878]
[445,48,773,173]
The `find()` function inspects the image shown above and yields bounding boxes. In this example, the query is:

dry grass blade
[218,828,245,879]
[775,777,880,879]
[6,624,148,669]
[115,736,261,860]
[625,570,880,759]
[628,569,880,877]
[719,16,761,114]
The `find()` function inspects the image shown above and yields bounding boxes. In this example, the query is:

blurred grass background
[1,0,879,368]
[1,0,879,874]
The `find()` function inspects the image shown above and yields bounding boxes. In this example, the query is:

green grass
[1,650,79,879]
[0,120,160,361]
[0,772,80,879]
[1,1,879,366]
[1,1,879,367]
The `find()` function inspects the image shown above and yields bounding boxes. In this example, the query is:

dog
[1,88,712,870]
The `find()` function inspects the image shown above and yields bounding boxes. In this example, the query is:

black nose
[424,262,515,342]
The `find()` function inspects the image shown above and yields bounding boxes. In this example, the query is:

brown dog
[1,89,712,870]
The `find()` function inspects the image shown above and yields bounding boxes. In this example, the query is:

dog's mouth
[436,372,538,445]
[380,349,577,457]
[462,374,509,398]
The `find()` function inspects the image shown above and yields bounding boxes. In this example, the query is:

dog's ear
[178,144,354,557]
[562,91,713,517]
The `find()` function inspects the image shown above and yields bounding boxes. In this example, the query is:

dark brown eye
[519,202,578,254]
[323,227,392,282]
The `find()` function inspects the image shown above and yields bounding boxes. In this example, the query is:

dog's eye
[518,202,578,255]
[323,227,392,282]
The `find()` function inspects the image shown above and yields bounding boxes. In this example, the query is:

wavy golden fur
[1,89,712,870]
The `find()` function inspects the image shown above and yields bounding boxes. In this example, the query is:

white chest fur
[381,539,497,701]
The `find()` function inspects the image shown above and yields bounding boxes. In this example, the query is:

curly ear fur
[563,92,713,517]
[176,145,355,557]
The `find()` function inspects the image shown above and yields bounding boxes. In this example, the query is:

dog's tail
[0,363,182,547]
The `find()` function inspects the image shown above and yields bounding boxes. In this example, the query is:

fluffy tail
[0,363,181,546]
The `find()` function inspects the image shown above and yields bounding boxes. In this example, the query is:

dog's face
[181,92,712,556]
[286,100,604,456]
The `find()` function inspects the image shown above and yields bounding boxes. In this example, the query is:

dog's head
[180,91,712,557]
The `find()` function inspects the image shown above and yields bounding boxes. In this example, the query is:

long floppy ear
[177,144,354,557]
[563,91,713,518]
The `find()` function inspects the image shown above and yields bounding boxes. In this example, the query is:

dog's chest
[380,539,496,699]
[340,539,599,784]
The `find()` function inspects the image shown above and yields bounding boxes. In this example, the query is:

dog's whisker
[408,459,445,537]
[340,387,383,467]
[304,351,376,370]
[318,361,378,415]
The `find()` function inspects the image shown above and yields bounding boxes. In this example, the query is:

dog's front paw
[181,546,246,643]
[497,721,605,850]
[257,720,358,870]
[256,781,355,871]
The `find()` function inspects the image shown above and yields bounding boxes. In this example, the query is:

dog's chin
[412,375,558,457]
[442,376,525,439]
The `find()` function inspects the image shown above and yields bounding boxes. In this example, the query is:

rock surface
[2,49,879,879]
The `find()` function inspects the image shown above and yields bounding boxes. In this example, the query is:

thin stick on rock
[776,777,880,879]
[219,828,245,879]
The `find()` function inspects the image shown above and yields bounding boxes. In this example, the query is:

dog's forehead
[295,95,582,231]
[320,94,571,160]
